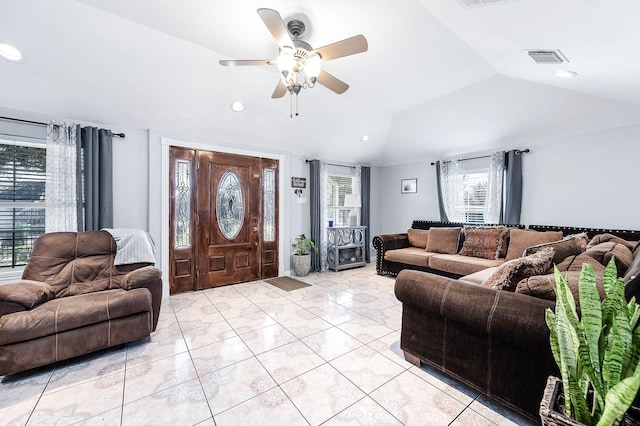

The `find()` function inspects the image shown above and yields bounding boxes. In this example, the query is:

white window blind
[460,172,488,224]
[0,141,46,267]
[447,169,489,224]
[326,175,353,227]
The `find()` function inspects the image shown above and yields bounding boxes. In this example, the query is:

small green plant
[545,259,640,426]
[292,234,318,256]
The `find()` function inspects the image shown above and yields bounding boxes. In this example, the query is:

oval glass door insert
[216,171,244,240]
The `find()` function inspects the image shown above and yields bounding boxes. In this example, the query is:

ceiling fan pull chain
[296,92,299,117]
[290,92,293,119]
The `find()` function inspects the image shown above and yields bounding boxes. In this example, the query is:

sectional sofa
[378,221,640,420]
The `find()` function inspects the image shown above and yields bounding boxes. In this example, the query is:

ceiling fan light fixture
[304,54,321,79]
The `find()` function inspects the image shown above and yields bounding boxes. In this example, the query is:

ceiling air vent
[527,50,568,64]
[457,0,522,9]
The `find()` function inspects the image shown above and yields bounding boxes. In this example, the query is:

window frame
[0,136,47,270]
[326,173,355,228]
[448,162,491,224]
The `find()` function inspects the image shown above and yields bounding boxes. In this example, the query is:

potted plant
[291,234,317,277]
[541,259,640,426]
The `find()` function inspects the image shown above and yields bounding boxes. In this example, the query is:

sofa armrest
[394,269,554,346]
[120,266,163,331]
[372,233,410,275]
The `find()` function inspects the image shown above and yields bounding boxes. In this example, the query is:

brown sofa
[373,221,527,277]
[393,224,640,420]
[373,221,636,278]
[0,230,162,376]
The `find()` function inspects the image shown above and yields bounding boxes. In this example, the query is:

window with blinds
[0,141,46,267]
[460,172,488,223]
[447,171,489,224]
[326,175,353,227]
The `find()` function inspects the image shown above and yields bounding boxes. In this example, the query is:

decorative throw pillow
[583,242,634,276]
[459,226,508,260]
[568,233,590,252]
[524,233,588,265]
[516,269,606,310]
[505,229,563,261]
[407,229,429,249]
[556,253,606,276]
[497,228,515,258]
[587,233,638,251]
[482,247,554,291]
[0,280,55,309]
[425,227,461,254]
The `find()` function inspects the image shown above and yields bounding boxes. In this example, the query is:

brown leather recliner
[0,230,162,376]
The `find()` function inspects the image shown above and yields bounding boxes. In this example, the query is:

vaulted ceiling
[1,0,639,166]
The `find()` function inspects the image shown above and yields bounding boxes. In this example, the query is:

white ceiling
[1,0,639,166]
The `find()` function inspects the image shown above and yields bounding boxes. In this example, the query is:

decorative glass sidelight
[175,160,191,248]
[263,168,275,242]
[217,171,244,240]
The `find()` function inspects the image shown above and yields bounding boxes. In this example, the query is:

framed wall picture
[401,178,417,194]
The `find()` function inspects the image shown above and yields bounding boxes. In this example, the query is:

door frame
[160,137,286,290]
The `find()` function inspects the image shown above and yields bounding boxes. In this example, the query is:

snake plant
[545,259,640,426]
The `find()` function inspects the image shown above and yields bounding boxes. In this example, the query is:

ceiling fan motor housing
[287,19,306,38]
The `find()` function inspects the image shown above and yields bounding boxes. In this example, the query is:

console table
[327,226,367,271]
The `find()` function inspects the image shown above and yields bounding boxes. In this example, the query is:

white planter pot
[292,254,311,277]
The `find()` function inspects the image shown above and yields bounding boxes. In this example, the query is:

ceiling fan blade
[317,70,349,94]
[219,59,273,66]
[257,8,295,50]
[315,35,368,62]
[272,80,287,98]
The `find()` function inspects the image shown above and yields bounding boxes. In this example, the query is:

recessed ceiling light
[555,70,577,78]
[0,43,24,63]
[230,101,244,112]
[361,135,369,142]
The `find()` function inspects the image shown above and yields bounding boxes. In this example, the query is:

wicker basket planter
[540,376,583,426]
[540,376,640,426]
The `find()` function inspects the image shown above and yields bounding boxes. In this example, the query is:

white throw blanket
[103,228,156,265]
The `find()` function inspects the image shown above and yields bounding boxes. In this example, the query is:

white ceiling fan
[219,8,368,115]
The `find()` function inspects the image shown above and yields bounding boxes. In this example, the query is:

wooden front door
[169,148,279,293]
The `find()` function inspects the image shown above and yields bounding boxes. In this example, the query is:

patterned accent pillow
[425,227,461,254]
[459,226,508,260]
[523,233,588,265]
[482,247,555,292]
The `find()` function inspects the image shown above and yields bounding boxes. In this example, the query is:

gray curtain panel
[76,126,113,231]
[360,166,371,263]
[309,160,322,272]
[503,150,523,224]
[435,161,449,221]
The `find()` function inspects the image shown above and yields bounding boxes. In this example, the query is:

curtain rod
[430,149,529,166]
[305,159,356,168]
[0,116,126,138]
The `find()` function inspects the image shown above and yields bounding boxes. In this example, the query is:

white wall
[378,160,439,234]
[288,155,311,255]
[520,124,640,229]
[376,124,640,236]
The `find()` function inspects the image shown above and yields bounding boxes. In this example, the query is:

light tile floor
[1,264,537,425]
